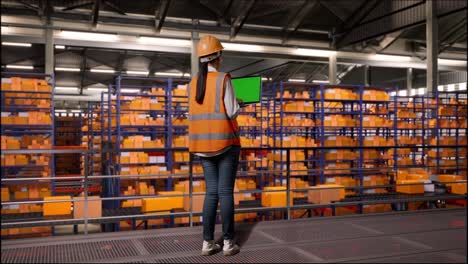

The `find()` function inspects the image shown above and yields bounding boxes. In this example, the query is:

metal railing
[1,147,467,235]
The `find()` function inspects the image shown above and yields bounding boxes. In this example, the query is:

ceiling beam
[79,48,88,95]
[154,0,171,33]
[333,0,380,48]
[283,62,307,81]
[228,59,289,78]
[62,2,93,12]
[230,0,256,39]
[270,63,291,82]
[318,0,346,22]
[18,1,39,11]
[116,50,127,75]
[92,0,101,27]
[103,0,126,16]
[199,0,229,26]
[282,0,320,44]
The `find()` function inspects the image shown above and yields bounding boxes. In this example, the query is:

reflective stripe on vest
[189,131,240,141]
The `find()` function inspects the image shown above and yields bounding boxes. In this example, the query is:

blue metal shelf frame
[0,71,56,193]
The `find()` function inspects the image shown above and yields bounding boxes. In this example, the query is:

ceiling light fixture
[155,72,183,77]
[55,45,66,49]
[90,69,115,74]
[373,54,411,61]
[87,87,108,92]
[458,82,467,91]
[288,78,305,82]
[55,67,80,72]
[60,30,118,42]
[312,80,329,83]
[438,59,465,66]
[55,109,67,113]
[222,42,264,52]
[121,88,141,93]
[55,86,79,91]
[294,48,336,57]
[2,42,32,47]
[126,70,149,75]
[138,37,191,47]
[6,65,34,69]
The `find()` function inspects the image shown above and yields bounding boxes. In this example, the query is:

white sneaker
[201,240,221,256]
[223,239,240,256]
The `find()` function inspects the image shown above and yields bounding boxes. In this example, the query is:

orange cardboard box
[307,184,345,204]
[396,180,424,194]
[73,195,102,219]
[43,196,72,216]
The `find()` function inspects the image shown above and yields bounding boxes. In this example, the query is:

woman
[188,35,242,256]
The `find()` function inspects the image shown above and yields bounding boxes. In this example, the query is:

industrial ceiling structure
[1,0,467,108]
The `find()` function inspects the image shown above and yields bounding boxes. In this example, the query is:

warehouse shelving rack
[102,75,195,231]
[1,71,56,237]
[1,72,56,190]
[430,90,467,176]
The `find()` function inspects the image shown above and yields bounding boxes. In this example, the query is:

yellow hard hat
[197,35,224,58]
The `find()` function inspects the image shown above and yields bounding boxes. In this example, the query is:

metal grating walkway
[2,208,466,263]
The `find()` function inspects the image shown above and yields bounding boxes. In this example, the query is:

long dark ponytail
[196,61,209,104]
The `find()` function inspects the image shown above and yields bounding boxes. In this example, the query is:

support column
[45,28,54,75]
[328,54,337,85]
[407,68,413,95]
[426,0,438,94]
[364,65,371,86]
[191,31,199,77]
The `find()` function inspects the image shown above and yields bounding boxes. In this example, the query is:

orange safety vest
[188,72,240,153]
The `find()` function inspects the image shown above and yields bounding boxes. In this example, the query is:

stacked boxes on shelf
[268,84,318,192]
[427,92,467,177]
[1,75,55,237]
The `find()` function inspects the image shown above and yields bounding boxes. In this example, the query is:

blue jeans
[200,146,240,241]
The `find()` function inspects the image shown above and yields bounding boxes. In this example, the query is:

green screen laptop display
[231,76,261,104]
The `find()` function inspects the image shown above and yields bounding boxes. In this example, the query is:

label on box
[7,205,19,210]
[193,181,200,186]
[138,114,147,119]
[94,154,100,157]
[159,167,167,172]
[325,116,331,121]
[21,187,27,192]
[328,136,336,140]
[245,193,252,198]
[1,112,9,117]
[284,136,291,141]
[423,180,434,192]
[149,157,157,163]
[157,156,165,163]
[126,96,136,100]
[2,78,12,83]
[326,178,336,183]
[364,90,370,95]
[121,152,130,157]
[143,137,151,141]
[363,117,369,121]
[199,216,203,222]
[282,179,286,185]
[364,189,375,194]
[150,99,158,104]
[181,166,189,170]
[304,102,310,106]
[363,176,371,181]
[121,167,130,172]
[19,112,29,117]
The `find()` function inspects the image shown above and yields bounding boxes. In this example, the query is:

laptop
[231,75,262,105]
